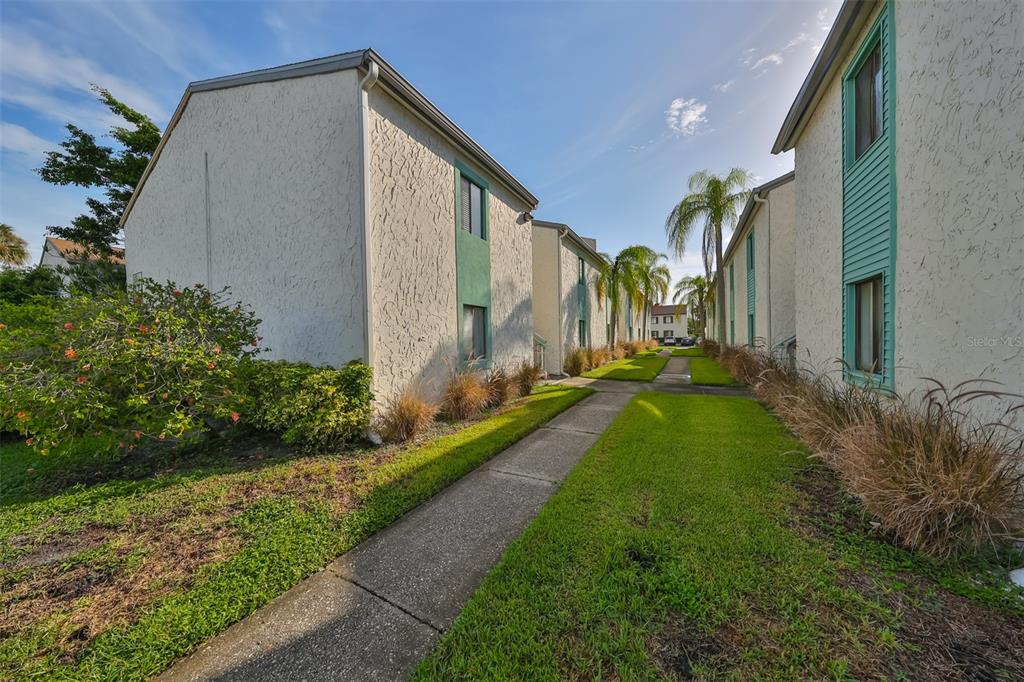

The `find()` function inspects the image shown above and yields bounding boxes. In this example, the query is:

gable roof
[651,304,683,317]
[121,49,538,226]
[533,220,605,265]
[772,0,879,153]
[721,171,795,265]
[43,237,125,266]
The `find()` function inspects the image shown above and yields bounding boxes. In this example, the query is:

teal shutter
[746,231,755,345]
[841,1,896,388]
[728,264,735,345]
[454,161,492,368]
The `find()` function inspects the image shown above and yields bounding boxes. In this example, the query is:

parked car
[680,337,696,347]
[663,336,677,346]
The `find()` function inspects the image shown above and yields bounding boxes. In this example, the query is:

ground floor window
[664,330,674,338]
[854,276,882,373]
[651,330,659,339]
[462,305,486,361]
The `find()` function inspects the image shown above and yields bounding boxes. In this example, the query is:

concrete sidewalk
[158,391,632,682]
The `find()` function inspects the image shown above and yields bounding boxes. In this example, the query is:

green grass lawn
[671,347,705,357]
[689,355,739,385]
[581,354,668,382]
[416,393,1024,680]
[0,385,592,681]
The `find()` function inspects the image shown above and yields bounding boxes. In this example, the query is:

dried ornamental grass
[441,370,489,421]
[564,348,590,376]
[377,388,437,443]
[483,366,516,408]
[513,361,544,396]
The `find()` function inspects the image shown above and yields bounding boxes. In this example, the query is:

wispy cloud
[751,53,783,70]
[665,98,707,136]
[783,32,823,53]
[0,123,55,159]
[712,80,735,93]
[817,7,832,31]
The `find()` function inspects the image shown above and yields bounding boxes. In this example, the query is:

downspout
[358,60,380,367]
[754,193,770,348]
[555,227,568,376]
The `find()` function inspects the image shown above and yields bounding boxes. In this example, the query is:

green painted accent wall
[746,231,755,345]
[841,0,896,388]
[728,263,735,345]
[454,161,492,367]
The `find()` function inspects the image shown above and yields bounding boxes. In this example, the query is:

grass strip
[689,355,738,385]
[670,347,705,357]
[416,393,1023,679]
[1,385,592,681]
[581,355,668,382]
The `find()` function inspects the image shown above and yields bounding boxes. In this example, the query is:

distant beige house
[773,0,1023,412]
[39,237,125,290]
[531,220,608,376]
[648,304,685,341]
[122,49,539,402]
[710,171,795,356]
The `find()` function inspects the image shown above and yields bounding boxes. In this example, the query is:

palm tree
[635,248,671,340]
[665,169,752,343]
[0,224,30,267]
[595,246,646,346]
[673,275,709,336]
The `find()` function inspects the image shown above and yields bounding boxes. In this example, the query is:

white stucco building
[531,220,609,376]
[773,0,1023,414]
[648,304,685,341]
[711,172,796,355]
[123,49,539,402]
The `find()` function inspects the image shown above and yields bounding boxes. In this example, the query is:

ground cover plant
[581,353,668,382]
[0,385,592,680]
[417,393,1024,680]
[688,356,739,386]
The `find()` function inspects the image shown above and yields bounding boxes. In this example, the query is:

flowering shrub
[238,359,373,451]
[0,280,261,456]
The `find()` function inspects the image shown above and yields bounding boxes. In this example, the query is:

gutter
[753,194,770,346]
[359,61,380,367]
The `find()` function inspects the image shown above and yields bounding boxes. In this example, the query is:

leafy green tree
[0,266,64,304]
[673,274,709,337]
[635,247,670,339]
[665,169,751,343]
[37,86,161,256]
[595,246,646,346]
[0,224,30,267]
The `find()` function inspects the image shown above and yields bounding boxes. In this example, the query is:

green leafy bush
[238,359,373,451]
[0,266,64,303]
[0,279,260,456]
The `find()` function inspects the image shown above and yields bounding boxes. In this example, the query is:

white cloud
[783,32,823,53]
[712,80,735,93]
[751,53,783,70]
[817,7,832,31]
[0,123,55,159]
[665,98,707,136]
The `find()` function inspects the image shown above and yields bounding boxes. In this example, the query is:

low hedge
[238,359,373,451]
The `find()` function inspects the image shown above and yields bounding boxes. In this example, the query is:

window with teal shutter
[454,161,491,367]
[841,0,896,388]
[728,263,735,345]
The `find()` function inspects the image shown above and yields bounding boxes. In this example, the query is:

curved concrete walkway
[157,391,633,682]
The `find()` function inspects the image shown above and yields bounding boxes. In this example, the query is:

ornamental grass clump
[441,369,489,421]
[513,361,544,396]
[564,347,590,376]
[700,338,721,358]
[611,344,628,360]
[483,366,516,408]
[587,347,611,369]
[627,340,646,356]
[377,387,437,443]
[0,279,261,456]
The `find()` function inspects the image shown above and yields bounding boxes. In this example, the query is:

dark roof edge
[121,49,537,227]
[533,219,605,264]
[771,0,876,154]
[722,170,795,265]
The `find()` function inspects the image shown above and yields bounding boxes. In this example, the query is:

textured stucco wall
[125,71,366,368]
[765,181,797,348]
[368,87,532,401]
[558,237,581,359]
[892,0,1024,408]
[531,226,561,375]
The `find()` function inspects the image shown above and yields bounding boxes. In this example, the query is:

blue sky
[0,0,839,284]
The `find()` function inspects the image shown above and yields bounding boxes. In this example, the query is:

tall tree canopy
[37,86,161,256]
[665,168,751,343]
[0,224,30,267]
[595,245,647,346]
[673,274,709,337]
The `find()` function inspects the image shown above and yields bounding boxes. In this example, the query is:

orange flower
[25,438,34,446]
[213,346,221,355]
[76,376,88,384]
[138,324,150,334]
[207,362,216,370]
[134,431,142,440]
[124,338,136,345]
[64,322,75,330]
[231,412,241,423]
[173,289,183,297]
[16,411,27,421]
[0,323,8,331]
[81,363,92,371]
[64,347,77,359]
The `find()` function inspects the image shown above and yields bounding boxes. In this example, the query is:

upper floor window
[459,175,485,239]
[854,42,883,159]
[746,233,755,271]
[578,256,585,284]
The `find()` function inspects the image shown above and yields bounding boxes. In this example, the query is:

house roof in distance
[651,304,682,316]
[43,237,125,266]
[121,48,538,226]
